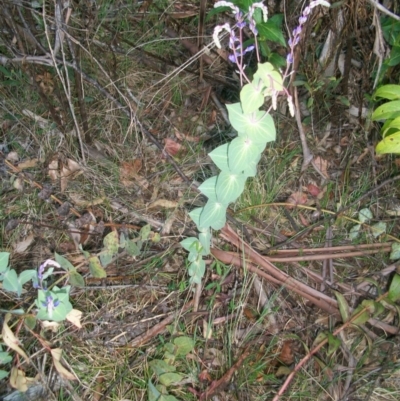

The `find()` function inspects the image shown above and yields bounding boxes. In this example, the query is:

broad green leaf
[99,252,113,267]
[140,224,151,240]
[372,100,400,121]
[349,224,361,240]
[382,116,400,137]
[148,380,161,401]
[374,84,400,100]
[199,199,227,230]
[69,271,85,287]
[388,46,400,67]
[180,237,201,252]
[389,273,400,302]
[390,243,400,260]
[334,291,349,322]
[350,305,370,325]
[257,19,286,46]
[226,103,276,144]
[198,176,218,200]
[125,240,141,256]
[88,256,107,278]
[103,231,119,254]
[119,232,127,248]
[228,137,262,174]
[24,315,37,330]
[55,253,75,271]
[174,336,194,356]
[18,270,36,286]
[361,300,384,318]
[159,372,184,386]
[327,332,341,356]
[188,258,206,284]
[216,171,247,204]
[198,228,211,255]
[3,270,21,296]
[376,132,400,154]
[240,81,265,114]
[254,62,283,92]
[0,252,10,273]
[370,221,386,238]
[209,144,230,172]
[189,207,204,230]
[0,370,9,380]
[149,359,176,376]
[0,351,12,364]
[268,52,287,68]
[358,208,372,223]
[159,395,179,401]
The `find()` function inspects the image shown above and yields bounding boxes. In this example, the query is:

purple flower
[287,53,294,64]
[299,15,307,25]
[42,295,60,318]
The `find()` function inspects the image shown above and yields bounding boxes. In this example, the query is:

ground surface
[0,1,400,400]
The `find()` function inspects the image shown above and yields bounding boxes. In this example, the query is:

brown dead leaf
[278,340,294,365]
[199,370,212,382]
[299,212,310,227]
[148,199,179,209]
[50,348,76,381]
[66,309,83,329]
[174,128,200,143]
[3,314,29,363]
[120,159,148,189]
[313,156,329,178]
[60,158,82,192]
[9,368,37,392]
[6,151,19,163]
[163,138,183,157]
[307,183,321,197]
[18,158,38,169]
[286,192,308,209]
[14,234,34,253]
[41,321,60,333]
[48,158,59,181]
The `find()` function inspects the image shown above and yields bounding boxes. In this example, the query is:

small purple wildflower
[42,295,60,318]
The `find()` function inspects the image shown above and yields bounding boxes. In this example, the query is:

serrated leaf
[228,137,262,174]
[55,253,75,271]
[374,84,400,100]
[370,221,386,238]
[215,171,247,204]
[88,256,107,278]
[199,199,227,230]
[372,100,400,121]
[188,258,206,284]
[174,336,194,356]
[376,132,400,154]
[0,252,10,273]
[159,372,184,386]
[198,176,218,200]
[334,291,350,322]
[389,273,400,302]
[103,231,119,254]
[358,208,372,223]
[390,243,400,260]
[240,81,265,114]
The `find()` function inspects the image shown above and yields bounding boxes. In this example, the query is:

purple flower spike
[287,53,294,64]
[299,16,307,25]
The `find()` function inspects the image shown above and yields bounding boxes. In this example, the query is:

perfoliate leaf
[198,176,218,200]
[226,103,276,145]
[215,171,247,204]
[209,143,230,172]
[18,269,36,286]
[180,237,201,252]
[374,84,400,100]
[334,291,350,322]
[189,207,204,229]
[88,256,107,278]
[228,137,262,174]
[3,270,21,296]
[69,271,85,287]
[389,273,400,302]
[372,100,400,121]
[198,228,211,255]
[376,132,400,154]
[199,199,227,230]
[188,258,206,284]
[240,80,265,114]
[358,208,372,223]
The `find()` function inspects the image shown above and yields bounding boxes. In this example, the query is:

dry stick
[271,292,389,401]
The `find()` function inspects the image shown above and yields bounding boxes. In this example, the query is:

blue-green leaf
[228,137,262,174]
[200,199,227,230]
[216,171,247,204]
[55,253,75,271]
[3,270,21,296]
[209,144,230,172]
[188,258,206,284]
[198,228,211,255]
[240,80,265,114]
[0,252,10,273]
[198,176,218,201]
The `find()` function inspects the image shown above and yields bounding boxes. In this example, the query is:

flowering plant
[181,0,331,283]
